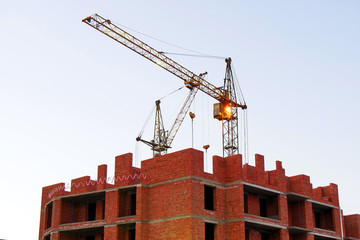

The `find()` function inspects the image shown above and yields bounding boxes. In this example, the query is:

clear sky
[0,0,359,239]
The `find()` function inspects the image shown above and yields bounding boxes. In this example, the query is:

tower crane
[82,14,247,157]
[136,72,206,157]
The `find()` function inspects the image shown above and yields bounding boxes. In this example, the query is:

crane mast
[136,100,170,157]
[83,13,247,157]
[223,58,239,156]
[136,72,203,157]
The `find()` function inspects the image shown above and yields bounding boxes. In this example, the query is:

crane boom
[167,85,198,147]
[82,14,246,109]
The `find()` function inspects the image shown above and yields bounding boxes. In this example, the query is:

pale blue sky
[0,1,359,239]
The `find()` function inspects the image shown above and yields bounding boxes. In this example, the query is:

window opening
[315,211,321,228]
[204,185,215,211]
[129,192,137,216]
[205,222,215,240]
[244,193,248,213]
[261,232,270,240]
[87,202,97,221]
[46,203,53,229]
[119,188,137,217]
[129,228,136,240]
[260,198,267,217]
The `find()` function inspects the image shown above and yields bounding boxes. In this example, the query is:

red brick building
[39,148,360,240]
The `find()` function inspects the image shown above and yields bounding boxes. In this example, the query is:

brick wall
[39,148,360,240]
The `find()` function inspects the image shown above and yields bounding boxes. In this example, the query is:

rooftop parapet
[312,183,339,206]
[344,214,360,239]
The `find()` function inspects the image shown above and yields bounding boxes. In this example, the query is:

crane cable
[159,52,225,59]
[231,62,249,164]
[243,109,249,164]
[112,20,225,59]
[137,105,155,139]
[137,86,185,139]
[231,62,247,107]
[159,86,184,100]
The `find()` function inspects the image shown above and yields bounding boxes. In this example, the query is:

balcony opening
[60,192,105,224]
[287,196,307,229]
[245,223,280,240]
[119,187,137,217]
[205,222,215,240]
[59,226,104,240]
[204,185,215,211]
[312,204,334,231]
[45,202,53,229]
[243,185,279,220]
[119,223,136,240]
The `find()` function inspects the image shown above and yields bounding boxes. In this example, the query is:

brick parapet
[287,174,313,197]
[224,154,242,183]
[141,148,205,185]
[312,183,340,207]
[241,155,286,193]
[344,214,360,239]
[115,152,142,187]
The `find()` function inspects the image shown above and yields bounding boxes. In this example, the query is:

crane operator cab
[213,102,234,121]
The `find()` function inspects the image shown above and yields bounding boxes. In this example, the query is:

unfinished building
[39,148,360,240]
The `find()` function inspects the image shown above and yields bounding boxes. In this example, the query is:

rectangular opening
[315,211,321,228]
[87,202,97,221]
[245,230,249,240]
[313,206,334,231]
[260,198,267,217]
[287,200,306,228]
[244,185,279,220]
[45,202,53,229]
[60,192,105,224]
[100,200,105,220]
[261,232,270,240]
[119,187,137,217]
[205,222,215,240]
[129,228,136,240]
[244,193,248,213]
[204,185,215,211]
[45,235,51,240]
[59,227,104,239]
[129,192,137,216]
[118,223,136,240]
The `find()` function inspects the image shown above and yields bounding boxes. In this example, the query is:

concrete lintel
[54,189,106,201]
[344,237,360,240]
[288,226,312,234]
[312,231,341,240]
[244,216,286,230]
[308,199,340,209]
[243,182,284,196]
[287,192,311,201]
